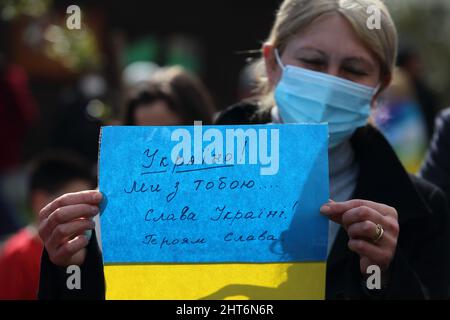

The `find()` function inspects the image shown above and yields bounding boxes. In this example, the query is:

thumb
[320,200,344,224]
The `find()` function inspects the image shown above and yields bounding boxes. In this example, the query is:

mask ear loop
[274,49,286,71]
[371,83,383,109]
[373,83,382,95]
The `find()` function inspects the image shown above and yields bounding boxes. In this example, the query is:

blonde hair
[254,0,398,109]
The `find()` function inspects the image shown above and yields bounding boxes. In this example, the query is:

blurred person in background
[37,65,216,299]
[0,52,39,240]
[421,108,450,206]
[123,66,216,126]
[0,151,95,300]
[373,68,429,173]
[397,47,439,138]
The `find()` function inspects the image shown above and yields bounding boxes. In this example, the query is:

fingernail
[93,192,102,202]
[320,205,331,214]
[91,206,99,214]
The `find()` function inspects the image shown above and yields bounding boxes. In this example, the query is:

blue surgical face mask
[273,49,377,148]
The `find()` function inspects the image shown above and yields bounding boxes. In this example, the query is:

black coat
[421,108,450,206]
[38,103,450,300]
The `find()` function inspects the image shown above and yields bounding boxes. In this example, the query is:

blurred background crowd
[0,0,449,299]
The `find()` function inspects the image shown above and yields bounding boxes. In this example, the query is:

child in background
[0,152,95,300]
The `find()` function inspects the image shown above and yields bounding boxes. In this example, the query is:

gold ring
[373,224,384,244]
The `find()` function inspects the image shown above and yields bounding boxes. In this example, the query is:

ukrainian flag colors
[104,263,326,300]
[98,125,330,300]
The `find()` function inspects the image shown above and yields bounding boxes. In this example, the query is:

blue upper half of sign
[99,124,329,264]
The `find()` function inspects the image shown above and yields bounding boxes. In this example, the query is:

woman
[215,0,449,299]
[38,0,449,299]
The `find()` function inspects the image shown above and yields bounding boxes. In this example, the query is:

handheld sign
[99,124,329,300]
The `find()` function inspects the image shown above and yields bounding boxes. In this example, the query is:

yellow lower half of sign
[104,262,326,300]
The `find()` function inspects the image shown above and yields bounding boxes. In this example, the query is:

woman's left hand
[321,199,399,274]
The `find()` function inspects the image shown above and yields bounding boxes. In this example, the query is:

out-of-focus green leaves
[1,0,102,73]
[1,0,52,20]
[43,23,102,72]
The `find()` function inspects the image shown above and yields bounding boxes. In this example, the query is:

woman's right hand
[38,190,103,267]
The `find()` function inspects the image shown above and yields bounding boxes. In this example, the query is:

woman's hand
[38,190,103,267]
[321,199,399,274]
